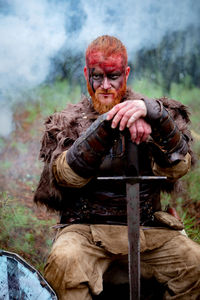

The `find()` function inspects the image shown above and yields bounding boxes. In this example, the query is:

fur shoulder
[160,97,190,124]
[39,96,97,163]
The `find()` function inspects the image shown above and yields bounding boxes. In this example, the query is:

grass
[161,192,200,243]
[0,191,56,272]
[183,163,200,203]
[181,211,200,243]
[10,141,28,154]
[0,137,6,151]
[132,77,164,99]
[133,77,200,130]
[13,80,82,124]
[0,159,12,170]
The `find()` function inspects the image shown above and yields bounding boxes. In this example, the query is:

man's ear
[84,66,88,81]
[125,66,130,81]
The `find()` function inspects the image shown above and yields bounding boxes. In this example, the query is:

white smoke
[69,0,199,55]
[0,0,66,93]
[0,104,14,138]
[0,0,67,136]
[0,0,199,137]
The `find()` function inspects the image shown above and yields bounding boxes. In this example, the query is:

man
[34,35,200,299]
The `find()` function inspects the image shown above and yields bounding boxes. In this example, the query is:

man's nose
[101,77,111,89]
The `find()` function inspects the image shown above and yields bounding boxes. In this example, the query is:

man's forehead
[87,51,125,71]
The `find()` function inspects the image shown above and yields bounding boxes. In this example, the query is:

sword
[97,175,166,300]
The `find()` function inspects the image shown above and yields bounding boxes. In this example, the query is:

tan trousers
[44,224,200,300]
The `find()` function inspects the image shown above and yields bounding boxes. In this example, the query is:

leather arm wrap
[143,98,188,165]
[66,113,118,178]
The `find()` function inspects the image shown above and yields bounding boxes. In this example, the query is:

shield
[0,250,57,300]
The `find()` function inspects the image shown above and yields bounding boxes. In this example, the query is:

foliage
[0,137,6,151]
[182,162,200,203]
[134,26,200,93]
[36,80,81,116]
[181,211,200,243]
[133,77,200,130]
[0,191,57,272]
[12,79,82,127]
[161,192,200,244]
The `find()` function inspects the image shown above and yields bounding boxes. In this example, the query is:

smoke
[0,0,199,137]
[0,0,67,137]
[0,0,66,92]
[67,0,200,55]
[0,103,14,137]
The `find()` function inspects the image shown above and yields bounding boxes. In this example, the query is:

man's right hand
[107,100,151,144]
[106,100,151,144]
[106,100,147,129]
[129,118,151,144]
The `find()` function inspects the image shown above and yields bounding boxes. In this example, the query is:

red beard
[87,80,127,114]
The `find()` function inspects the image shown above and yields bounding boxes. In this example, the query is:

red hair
[85,35,128,68]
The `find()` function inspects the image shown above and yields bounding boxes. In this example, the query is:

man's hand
[107,100,151,143]
[129,119,151,144]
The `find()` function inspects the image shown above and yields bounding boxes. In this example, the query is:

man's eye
[92,74,103,80]
[108,74,120,80]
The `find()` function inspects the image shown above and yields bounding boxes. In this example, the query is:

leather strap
[66,113,118,178]
[143,98,188,165]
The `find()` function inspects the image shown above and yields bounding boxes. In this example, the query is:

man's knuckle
[147,128,152,134]
[124,111,131,118]
[138,126,144,132]
[117,111,124,118]
[114,104,120,110]
[122,116,129,123]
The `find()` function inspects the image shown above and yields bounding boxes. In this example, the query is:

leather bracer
[143,98,188,165]
[66,113,118,178]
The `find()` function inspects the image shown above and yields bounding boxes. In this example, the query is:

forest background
[0,0,200,273]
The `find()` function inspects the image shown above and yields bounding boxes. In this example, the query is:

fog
[0,0,199,136]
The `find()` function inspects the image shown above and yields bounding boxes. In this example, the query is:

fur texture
[34,88,194,212]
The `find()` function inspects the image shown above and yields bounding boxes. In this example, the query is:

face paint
[86,52,127,114]
[87,50,124,70]
[88,68,95,93]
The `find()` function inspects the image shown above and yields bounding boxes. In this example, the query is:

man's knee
[54,239,82,268]
[45,233,90,290]
[171,235,200,266]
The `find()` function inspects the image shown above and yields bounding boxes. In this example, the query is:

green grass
[0,191,57,272]
[38,80,81,116]
[15,80,81,123]
[133,77,200,130]
[182,163,200,203]
[10,141,28,154]
[0,160,12,170]
[181,212,200,243]
[0,137,6,151]
[132,77,164,98]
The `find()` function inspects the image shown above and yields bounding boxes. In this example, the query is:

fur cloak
[34,88,194,212]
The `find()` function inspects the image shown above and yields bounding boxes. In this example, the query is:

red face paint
[87,51,125,72]
[86,51,128,114]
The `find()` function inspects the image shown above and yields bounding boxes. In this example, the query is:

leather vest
[60,134,161,225]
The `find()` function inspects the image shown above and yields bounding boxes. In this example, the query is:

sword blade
[126,182,140,300]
